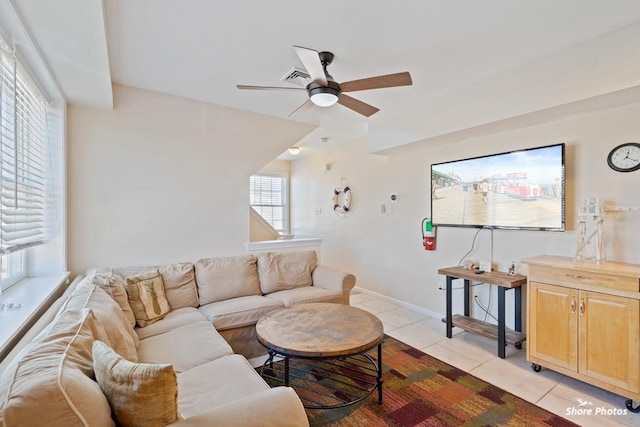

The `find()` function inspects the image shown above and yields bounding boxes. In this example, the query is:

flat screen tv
[431,143,565,231]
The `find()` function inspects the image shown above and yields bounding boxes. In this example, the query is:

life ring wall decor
[332,178,353,217]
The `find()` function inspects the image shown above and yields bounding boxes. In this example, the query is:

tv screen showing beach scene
[431,143,565,231]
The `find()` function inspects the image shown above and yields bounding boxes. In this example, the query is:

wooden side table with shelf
[437,266,527,359]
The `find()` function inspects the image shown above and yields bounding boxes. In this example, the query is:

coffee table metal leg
[377,343,383,404]
[284,356,290,387]
[261,351,275,377]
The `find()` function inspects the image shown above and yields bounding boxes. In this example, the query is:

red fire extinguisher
[422,218,436,251]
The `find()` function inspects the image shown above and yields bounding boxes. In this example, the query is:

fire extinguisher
[421,217,436,251]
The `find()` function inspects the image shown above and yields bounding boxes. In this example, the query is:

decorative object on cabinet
[523,255,640,413]
[575,198,605,262]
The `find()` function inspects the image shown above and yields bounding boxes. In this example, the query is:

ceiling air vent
[280,67,311,87]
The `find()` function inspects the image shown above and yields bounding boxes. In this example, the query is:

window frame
[1,249,26,291]
[249,172,289,234]
[1,39,48,256]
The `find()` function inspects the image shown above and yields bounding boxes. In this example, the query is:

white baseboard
[353,286,443,320]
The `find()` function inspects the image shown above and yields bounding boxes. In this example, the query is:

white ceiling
[8,0,640,158]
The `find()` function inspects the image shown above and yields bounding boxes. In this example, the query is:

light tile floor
[351,291,639,427]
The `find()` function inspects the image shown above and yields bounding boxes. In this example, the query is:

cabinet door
[528,282,578,371]
[579,291,640,392]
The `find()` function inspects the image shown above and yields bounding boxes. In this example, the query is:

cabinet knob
[571,297,576,314]
[579,299,585,316]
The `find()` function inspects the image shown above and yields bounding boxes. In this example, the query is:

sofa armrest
[311,266,356,304]
[169,387,309,427]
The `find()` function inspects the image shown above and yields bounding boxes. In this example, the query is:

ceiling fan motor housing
[318,51,334,66]
[307,80,341,97]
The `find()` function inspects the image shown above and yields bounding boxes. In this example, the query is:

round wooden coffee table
[256,303,384,409]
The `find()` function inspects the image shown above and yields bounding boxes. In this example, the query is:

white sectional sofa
[0,250,356,426]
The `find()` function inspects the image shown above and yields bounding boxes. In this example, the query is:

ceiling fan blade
[293,46,327,86]
[338,94,380,117]
[288,100,314,117]
[236,85,306,91]
[340,71,412,92]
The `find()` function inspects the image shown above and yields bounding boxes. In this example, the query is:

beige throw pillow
[92,340,180,427]
[126,271,171,327]
[257,250,318,294]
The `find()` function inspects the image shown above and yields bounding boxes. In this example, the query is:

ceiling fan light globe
[307,82,341,107]
[310,92,339,107]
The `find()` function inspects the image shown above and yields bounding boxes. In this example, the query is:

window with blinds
[250,174,287,233]
[0,39,47,255]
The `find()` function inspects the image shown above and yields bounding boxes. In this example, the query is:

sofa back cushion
[89,264,199,311]
[257,251,318,294]
[126,270,172,327]
[159,262,199,309]
[60,282,139,361]
[195,255,261,304]
[0,309,115,427]
[86,268,137,328]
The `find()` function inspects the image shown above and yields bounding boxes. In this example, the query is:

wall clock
[607,142,640,172]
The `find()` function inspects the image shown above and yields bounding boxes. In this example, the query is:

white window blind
[0,39,47,254]
[250,174,287,233]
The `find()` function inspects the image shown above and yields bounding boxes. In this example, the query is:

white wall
[290,101,640,324]
[260,159,290,175]
[67,84,314,276]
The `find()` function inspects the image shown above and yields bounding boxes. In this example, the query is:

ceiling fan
[236,46,412,117]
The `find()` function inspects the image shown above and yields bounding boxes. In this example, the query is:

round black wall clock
[607,142,640,172]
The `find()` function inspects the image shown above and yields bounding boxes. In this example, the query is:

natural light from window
[250,174,288,234]
[1,36,48,291]
[0,19,67,360]
[0,251,26,292]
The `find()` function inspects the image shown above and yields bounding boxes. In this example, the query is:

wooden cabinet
[524,256,640,404]
[528,282,578,371]
[579,291,639,392]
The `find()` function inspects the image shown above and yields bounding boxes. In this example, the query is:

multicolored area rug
[260,336,577,426]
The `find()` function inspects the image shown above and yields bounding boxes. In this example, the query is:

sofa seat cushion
[0,310,114,427]
[195,255,261,305]
[257,250,318,294]
[137,321,232,372]
[265,287,343,307]
[135,307,207,340]
[198,295,283,331]
[176,354,270,418]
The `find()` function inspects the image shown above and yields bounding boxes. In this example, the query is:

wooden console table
[438,266,527,358]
